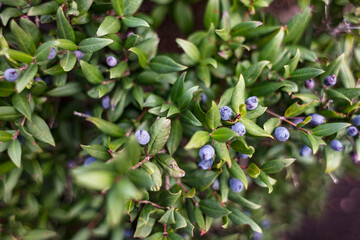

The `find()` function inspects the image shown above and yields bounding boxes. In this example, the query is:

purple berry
[199,145,215,161]
[74,50,85,60]
[47,47,57,60]
[124,229,134,239]
[17,134,24,144]
[238,153,249,158]
[305,79,314,89]
[84,156,97,166]
[201,93,207,103]
[44,76,52,86]
[135,129,150,145]
[101,95,111,110]
[245,96,258,110]
[212,179,219,190]
[352,115,360,126]
[219,106,233,121]
[126,32,135,38]
[347,126,358,137]
[229,177,244,193]
[330,139,343,152]
[4,68,18,82]
[261,219,271,228]
[252,232,263,240]
[292,118,304,126]
[67,161,77,169]
[323,74,337,87]
[34,77,42,82]
[198,158,213,170]
[232,122,246,136]
[351,152,359,164]
[300,145,312,157]
[274,127,290,141]
[106,56,117,67]
[308,113,325,126]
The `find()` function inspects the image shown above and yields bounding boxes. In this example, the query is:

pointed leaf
[56,7,75,41]
[147,117,171,155]
[12,93,32,121]
[149,56,187,73]
[8,140,21,168]
[26,115,55,146]
[97,16,121,37]
[199,199,230,218]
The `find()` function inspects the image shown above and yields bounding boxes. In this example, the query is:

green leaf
[134,204,158,238]
[290,68,324,81]
[231,21,263,37]
[213,141,231,168]
[129,47,147,68]
[300,131,321,154]
[242,61,270,85]
[325,89,351,103]
[194,207,206,233]
[123,0,143,16]
[259,28,284,62]
[158,190,182,207]
[86,117,125,137]
[230,136,255,156]
[0,106,22,121]
[247,163,260,178]
[182,169,220,191]
[167,120,183,155]
[228,192,261,209]
[199,199,230,218]
[159,208,176,224]
[231,75,245,114]
[156,153,185,178]
[23,229,57,240]
[0,131,13,142]
[46,82,82,97]
[147,117,171,155]
[204,0,220,29]
[211,128,237,142]
[284,100,320,117]
[239,117,273,138]
[324,145,342,173]
[311,122,350,137]
[185,131,210,149]
[111,0,124,17]
[261,158,296,174]
[288,49,301,73]
[263,118,281,134]
[122,16,149,28]
[226,159,248,189]
[35,41,57,62]
[8,140,21,168]
[176,38,200,63]
[206,101,221,130]
[81,144,111,161]
[106,183,125,227]
[320,53,344,80]
[174,211,188,230]
[245,105,267,119]
[228,206,262,233]
[174,1,193,34]
[56,7,75,42]
[55,39,77,51]
[97,16,120,37]
[26,115,55,146]
[12,93,32,121]
[258,172,273,193]
[6,49,33,64]
[250,81,292,97]
[170,72,185,103]
[78,38,113,53]
[19,15,41,45]
[110,61,128,79]
[181,109,202,127]
[10,20,36,55]
[60,51,77,72]
[28,1,60,16]
[0,81,15,97]
[177,86,199,111]
[80,60,104,84]
[283,7,311,44]
[0,8,22,26]
[149,56,187,73]
[16,64,38,93]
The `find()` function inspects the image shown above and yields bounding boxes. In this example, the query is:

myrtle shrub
[0,0,360,239]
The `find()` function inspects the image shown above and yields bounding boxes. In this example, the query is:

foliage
[0,0,360,239]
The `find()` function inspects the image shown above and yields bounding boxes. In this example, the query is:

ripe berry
[245,96,258,110]
[300,145,312,157]
[198,158,213,170]
[34,77,42,82]
[308,113,325,126]
[232,122,246,136]
[305,79,314,89]
[238,153,249,159]
[323,74,337,87]
[101,95,111,110]
[347,126,358,137]
[199,145,215,161]
[74,50,85,60]
[106,56,117,67]
[84,156,97,166]
[201,93,207,103]
[292,118,304,126]
[252,232,263,240]
[135,129,150,145]
[352,115,360,126]
[47,47,57,60]
[330,139,343,152]
[219,106,233,121]
[212,179,219,190]
[44,76,52,86]
[4,68,18,82]
[229,177,244,193]
[274,127,290,141]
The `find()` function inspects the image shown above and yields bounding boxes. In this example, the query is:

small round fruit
[106,56,117,67]
[84,156,97,166]
[323,74,337,87]
[274,127,290,141]
[300,145,312,157]
[74,50,85,60]
[232,122,246,136]
[44,76,52,86]
[101,95,111,110]
[347,126,358,137]
[305,79,314,89]
[229,177,244,193]
[135,129,150,145]
[238,153,249,159]
[245,96,258,110]
[352,115,360,126]
[47,47,57,60]
[219,106,233,121]
[198,158,213,170]
[212,179,219,190]
[201,93,207,103]
[252,232,263,240]
[17,134,24,144]
[330,139,343,152]
[4,68,18,82]
[308,113,325,126]
[199,145,215,161]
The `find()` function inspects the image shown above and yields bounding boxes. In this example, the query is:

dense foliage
[0,0,360,239]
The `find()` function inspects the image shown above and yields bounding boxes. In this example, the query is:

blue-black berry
[4,68,18,82]
[232,122,246,136]
[305,79,314,89]
[44,76,52,86]
[135,129,150,145]
[219,106,233,121]
[201,93,207,103]
[323,74,337,87]
[252,232,263,240]
[74,50,85,60]
[330,139,343,152]
[245,96,258,110]
[352,115,360,126]
[238,153,249,159]
[274,127,290,141]
[47,47,57,60]
[102,95,111,110]
[84,156,97,166]
[300,145,312,157]
[199,145,215,161]
[17,134,24,145]
[347,126,358,137]
[212,179,219,190]
[229,177,244,193]
[106,56,117,67]
[308,113,325,126]
[198,158,213,170]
